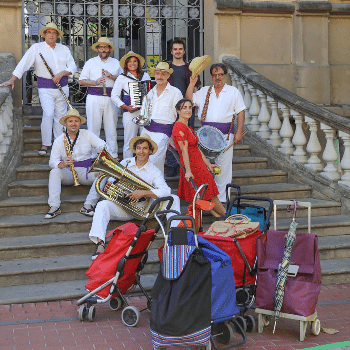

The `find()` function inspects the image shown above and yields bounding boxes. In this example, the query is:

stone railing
[0,52,22,199]
[223,56,350,199]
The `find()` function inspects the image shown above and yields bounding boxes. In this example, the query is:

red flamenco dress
[172,121,219,202]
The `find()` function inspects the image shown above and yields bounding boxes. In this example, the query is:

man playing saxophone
[45,109,106,219]
[86,133,181,260]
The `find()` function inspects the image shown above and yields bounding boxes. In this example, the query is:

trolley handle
[148,196,173,214]
[154,209,181,240]
[166,215,198,248]
[225,184,241,210]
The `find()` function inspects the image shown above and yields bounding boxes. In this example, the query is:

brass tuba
[89,147,163,220]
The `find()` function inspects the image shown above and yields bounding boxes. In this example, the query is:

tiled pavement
[0,284,349,350]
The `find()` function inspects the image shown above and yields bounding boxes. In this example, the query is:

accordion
[129,81,152,108]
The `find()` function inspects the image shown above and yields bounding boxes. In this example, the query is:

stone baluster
[0,105,6,155]
[290,110,307,164]
[242,82,252,125]
[267,97,282,147]
[4,95,13,129]
[320,123,341,181]
[304,117,322,172]
[278,103,294,155]
[228,68,237,88]
[237,78,245,100]
[248,87,260,132]
[338,131,350,188]
[257,92,271,139]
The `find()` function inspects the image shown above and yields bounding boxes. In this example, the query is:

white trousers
[38,86,68,147]
[122,111,142,159]
[86,95,118,158]
[48,167,99,208]
[140,129,169,176]
[89,195,181,244]
[214,133,234,202]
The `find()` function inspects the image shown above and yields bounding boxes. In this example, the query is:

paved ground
[0,283,349,350]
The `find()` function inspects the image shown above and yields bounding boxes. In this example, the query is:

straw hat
[119,51,146,70]
[39,23,64,38]
[189,55,212,78]
[149,62,173,75]
[91,37,115,52]
[129,133,158,155]
[59,109,87,125]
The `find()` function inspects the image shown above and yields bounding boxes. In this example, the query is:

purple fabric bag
[255,230,322,317]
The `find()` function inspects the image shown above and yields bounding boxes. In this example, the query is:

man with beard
[79,37,123,158]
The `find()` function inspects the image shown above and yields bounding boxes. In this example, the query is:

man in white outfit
[46,109,106,219]
[79,37,123,159]
[88,133,181,260]
[0,23,77,156]
[142,62,183,175]
[186,63,246,202]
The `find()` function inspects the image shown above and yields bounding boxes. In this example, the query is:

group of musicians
[0,23,246,260]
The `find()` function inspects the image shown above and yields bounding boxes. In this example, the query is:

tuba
[89,147,163,220]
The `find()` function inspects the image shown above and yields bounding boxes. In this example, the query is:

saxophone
[63,133,80,186]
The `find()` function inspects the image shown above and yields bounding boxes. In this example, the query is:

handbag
[204,214,260,238]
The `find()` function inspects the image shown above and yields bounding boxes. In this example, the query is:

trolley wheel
[215,321,234,344]
[109,297,123,311]
[87,306,96,322]
[121,306,140,327]
[245,315,256,333]
[236,288,250,306]
[147,299,152,312]
[236,315,247,332]
[311,318,321,336]
[78,305,87,321]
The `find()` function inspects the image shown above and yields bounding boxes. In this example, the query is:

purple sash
[145,120,174,138]
[122,95,131,112]
[73,158,93,180]
[37,76,68,89]
[87,87,112,97]
[202,121,235,135]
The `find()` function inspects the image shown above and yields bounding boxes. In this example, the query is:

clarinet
[39,53,73,109]
[102,69,107,96]
[63,133,80,186]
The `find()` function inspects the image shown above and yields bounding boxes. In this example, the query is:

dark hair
[124,56,143,77]
[171,39,185,51]
[133,139,153,153]
[210,63,228,75]
[175,98,193,122]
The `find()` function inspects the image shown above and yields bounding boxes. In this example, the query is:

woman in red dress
[172,98,226,217]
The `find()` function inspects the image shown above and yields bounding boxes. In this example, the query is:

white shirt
[118,157,171,198]
[147,82,183,124]
[192,84,246,123]
[49,129,106,169]
[13,41,77,80]
[111,72,151,108]
[79,56,123,88]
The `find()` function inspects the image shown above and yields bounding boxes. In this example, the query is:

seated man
[46,109,106,219]
[88,133,181,260]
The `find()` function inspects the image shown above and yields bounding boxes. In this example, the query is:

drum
[197,126,227,161]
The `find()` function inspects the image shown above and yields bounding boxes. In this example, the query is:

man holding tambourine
[186,62,246,202]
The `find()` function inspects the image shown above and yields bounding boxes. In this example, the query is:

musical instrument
[132,93,153,126]
[197,126,227,162]
[129,81,151,108]
[63,133,80,186]
[222,129,248,153]
[89,147,164,220]
[102,69,107,96]
[39,53,73,109]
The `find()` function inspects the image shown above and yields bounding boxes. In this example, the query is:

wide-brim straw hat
[189,55,212,77]
[120,51,145,70]
[39,23,64,38]
[91,37,116,52]
[129,133,158,155]
[149,62,173,76]
[59,108,87,125]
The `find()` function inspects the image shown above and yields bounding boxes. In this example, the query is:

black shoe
[167,167,178,177]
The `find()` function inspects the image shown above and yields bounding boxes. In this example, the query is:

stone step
[0,274,158,305]
[320,258,350,284]
[318,235,350,260]
[0,249,160,288]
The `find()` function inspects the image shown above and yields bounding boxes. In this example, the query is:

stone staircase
[0,110,350,305]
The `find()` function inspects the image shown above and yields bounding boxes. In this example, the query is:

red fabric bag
[85,222,155,299]
[255,230,322,317]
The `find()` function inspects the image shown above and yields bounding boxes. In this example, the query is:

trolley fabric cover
[85,222,155,299]
[255,230,322,317]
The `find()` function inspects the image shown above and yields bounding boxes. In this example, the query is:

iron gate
[22,0,203,106]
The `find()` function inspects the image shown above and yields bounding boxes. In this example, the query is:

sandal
[80,205,95,217]
[38,148,48,156]
[44,207,61,219]
[91,240,105,261]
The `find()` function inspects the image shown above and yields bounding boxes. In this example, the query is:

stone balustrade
[223,56,350,190]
